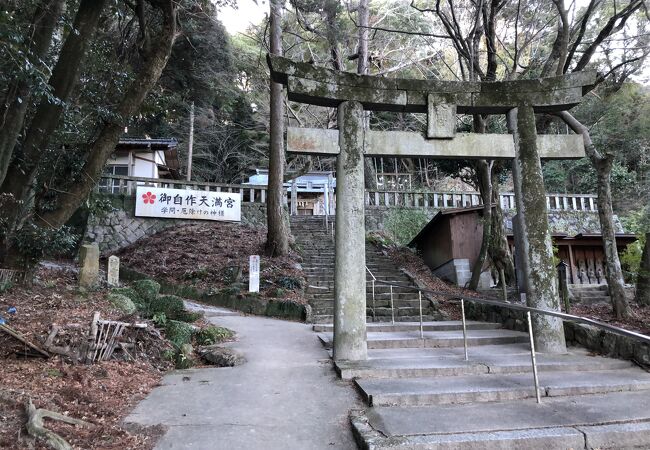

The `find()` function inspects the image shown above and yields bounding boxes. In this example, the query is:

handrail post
[527,311,542,404]
[372,278,376,322]
[461,299,468,361]
[557,261,570,314]
[418,291,424,339]
[390,285,395,324]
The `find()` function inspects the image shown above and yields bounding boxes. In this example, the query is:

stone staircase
[570,284,611,305]
[317,319,650,448]
[292,215,443,324]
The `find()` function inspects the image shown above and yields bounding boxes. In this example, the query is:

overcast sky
[218,0,268,35]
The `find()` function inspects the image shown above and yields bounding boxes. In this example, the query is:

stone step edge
[335,357,632,380]
[350,409,650,450]
[355,372,650,407]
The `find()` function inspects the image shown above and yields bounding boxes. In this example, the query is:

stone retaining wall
[85,194,266,256]
[120,266,311,322]
[466,302,650,368]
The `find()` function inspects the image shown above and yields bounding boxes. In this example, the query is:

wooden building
[410,206,637,287]
[408,206,490,288]
[100,138,180,193]
[509,233,636,285]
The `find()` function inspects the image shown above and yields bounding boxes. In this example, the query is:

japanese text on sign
[135,186,241,222]
[249,255,260,293]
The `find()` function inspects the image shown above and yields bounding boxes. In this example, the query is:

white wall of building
[105,150,166,179]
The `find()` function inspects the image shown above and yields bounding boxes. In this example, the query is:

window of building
[99,165,129,194]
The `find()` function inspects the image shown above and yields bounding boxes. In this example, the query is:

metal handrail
[369,278,649,404]
[372,279,650,344]
[366,266,376,322]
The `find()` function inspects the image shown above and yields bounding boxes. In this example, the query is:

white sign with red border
[135,186,241,222]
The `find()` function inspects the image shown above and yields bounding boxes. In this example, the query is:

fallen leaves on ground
[383,246,481,320]
[0,265,168,449]
[571,302,650,335]
[118,222,306,303]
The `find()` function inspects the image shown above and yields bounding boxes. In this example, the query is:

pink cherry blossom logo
[142,191,156,204]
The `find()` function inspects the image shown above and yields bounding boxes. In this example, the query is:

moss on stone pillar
[510,105,567,354]
[333,100,368,361]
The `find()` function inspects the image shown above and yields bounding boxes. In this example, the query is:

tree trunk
[557,111,629,318]
[595,157,629,317]
[489,180,516,284]
[637,232,650,305]
[469,159,492,290]
[0,0,65,186]
[0,0,107,227]
[265,0,290,257]
[38,0,177,228]
[356,0,377,190]
[468,115,492,290]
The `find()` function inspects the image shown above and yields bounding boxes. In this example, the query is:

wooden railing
[97,175,598,211]
[365,190,482,208]
[368,190,598,211]
[499,192,598,211]
[97,174,268,203]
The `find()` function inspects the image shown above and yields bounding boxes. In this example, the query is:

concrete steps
[318,328,529,349]
[313,321,501,333]
[291,215,441,322]
[351,392,650,449]
[356,368,650,406]
[337,328,650,449]
[335,349,632,380]
[570,284,612,305]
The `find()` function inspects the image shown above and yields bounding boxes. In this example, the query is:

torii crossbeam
[268,54,596,359]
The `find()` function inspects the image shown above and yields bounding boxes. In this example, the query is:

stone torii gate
[268,54,596,360]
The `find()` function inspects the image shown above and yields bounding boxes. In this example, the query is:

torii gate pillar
[333,101,367,361]
[510,105,567,353]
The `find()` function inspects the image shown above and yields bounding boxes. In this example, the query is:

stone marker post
[79,243,100,288]
[333,101,367,361]
[107,255,120,287]
[509,106,566,353]
[249,255,260,293]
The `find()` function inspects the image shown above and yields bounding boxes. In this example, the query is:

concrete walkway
[126,305,361,450]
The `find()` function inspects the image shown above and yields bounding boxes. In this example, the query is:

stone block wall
[365,206,438,233]
[433,258,471,287]
[85,194,266,256]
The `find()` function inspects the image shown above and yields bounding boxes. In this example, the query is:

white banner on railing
[135,186,241,222]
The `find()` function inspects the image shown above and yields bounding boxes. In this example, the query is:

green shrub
[621,234,646,283]
[222,266,242,284]
[164,320,196,347]
[175,310,204,323]
[132,279,161,303]
[195,326,234,346]
[110,287,144,309]
[9,223,78,268]
[0,280,12,294]
[107,292,136,314]
[173,344,196,369]
[149,294,185,319]
[181,267,210,281]
[384,208,431,246]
